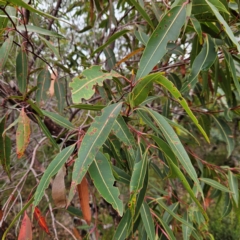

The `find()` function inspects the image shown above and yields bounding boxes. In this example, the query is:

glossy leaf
[16,109,31,159]
[68,103,122,204]
[181,35,217,93]
[33,144,75,207]
[16,50,28,94]
[89,151,123,216]
[0,117,11,178]
[140,201,155,240]
[42,110,75,130]
[18,211,32,240]
[36,69,51,104]
[206,0,240,52]
[200,178,231,192]
[0,36,13,71]
[70,65,121,103]
[212,116,234,158]
[228,170,239,206]
[17,25,63,38]
[136,5,187,80]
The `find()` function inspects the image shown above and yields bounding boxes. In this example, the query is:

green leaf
[16,50,28,94]
[33,144,75,207]
[112,166,131,184]
[200,178,231,192]
[70,66,121,103]
[212,116,234,158]
[16,109,31,159]
[92,30,129,55]
[190,16,202,44]
[34,114,59,150]
[17,25,64,38]
[222,193,232,217]
[140,201,155,240]
[0,117,11,179]
[113,209,131,240]
[42,110,75,130]
[104,46,116,70]
[157,199,195,229]
[228,170,239,206]
[136,5,187,80]
[181,34,217,93]
[54,79,65,113]
[206,0,240,52]
[39,36,61,59]
[155,216,176,240]
[182,213,193,240]
[134,30,149,46]
[112,116,136,160]
[69,104,105,111]
[36,69,51,104]
[89,151,123,216]
[163,202,179,224]
[0,36,13,71]
[223,48,240,95]
[68,103,122,204]
[129,0,154,29]
[66,206,82,218]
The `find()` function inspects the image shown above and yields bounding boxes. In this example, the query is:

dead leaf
[52,166,67,208]
[72,227,82,239]
[18,211,32,240]
[49,70,58,97]
[77,176,91,225]
[33,207,50,235]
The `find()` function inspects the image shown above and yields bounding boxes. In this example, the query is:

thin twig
[55,220,78,240]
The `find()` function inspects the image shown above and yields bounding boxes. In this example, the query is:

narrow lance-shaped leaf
[16,50,28,94]
[42,110,75,130]
[89,151,123,216]
[36,69,51,104]
[0,117,11,178]
[68,103,122,205]
[140,201,155,240]
[181,34,217,93]
[206,0,240,52]
[139,108,204,199]
[70,65,121,103]
[212,116,234,158]
[33,144,75,207]
[18,211,32,240]
[136,5,187,80]
[54,79,65,113]
[228,170,239,206]
[16,109,31,159]
[0,36,13,71]
[200,178,231,192]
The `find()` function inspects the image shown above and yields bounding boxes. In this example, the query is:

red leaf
[33,207,50,234]
[18,211,32,240]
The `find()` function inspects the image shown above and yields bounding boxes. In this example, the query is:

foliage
[1,0,240,239]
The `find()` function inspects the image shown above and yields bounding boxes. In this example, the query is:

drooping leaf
[206,0,240,52]
[0,117,11,178]
[112,166,131,185]
[68,103,122,204]
[181,34,217,93]
[18,211,32,240]
[42,110,75,130]
[77,176,91,225]
[70,65,121,103]
[36,69,51,104]
[0,36,13,71]
[163,202,179,224]
[112,116,136,161]
[155,215,176,240]
[212,116,234,158]
[54,79,65,113]
[200,178,231,192]
[89,151,123,216]
[16,109,31,159]
[190,16,202,44]
[136,5,187,80]
[113,209,131,240]
[39,36,61,59]
[140,201,155,240]
[33,144,75,207]
[52,166,67,208]
[222,193,232,217]
[17,25,64,38]
[182,213,193,240]
[16,50,28,94]
[228,170,239,207]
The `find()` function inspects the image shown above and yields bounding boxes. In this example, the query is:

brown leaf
[77,176,91,225]
[49,70,58,97]
[33,207,50,235]
[16,108,31,159]
[72,227,82,240]
[52,166,67,208]
[18,211,32,240]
